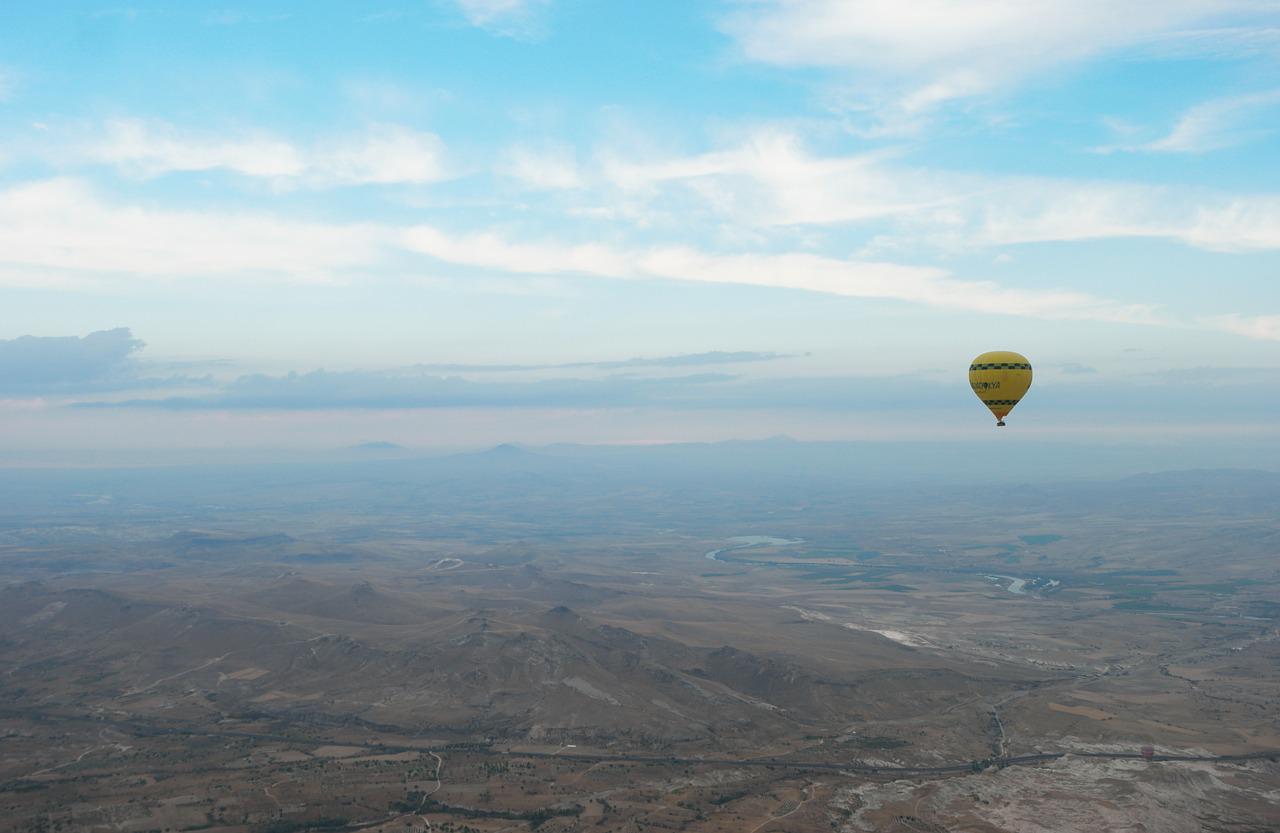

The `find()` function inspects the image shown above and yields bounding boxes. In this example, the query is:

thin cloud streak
[67,366,1280,422]
[401,224,1162,324]
[0,179,390,284]
[1210,313,1280,341]
[719,0,1276,130]
[16,123,1280,253]
[591,131,1280,252]
[76,368,739,410]
[413,351,796,372]
[454,0,551,38]
[0,176,1272,338]
[1098,90,1280,154]
[88,119,450,186]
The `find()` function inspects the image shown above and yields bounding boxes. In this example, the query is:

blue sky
[1,1,1279,458]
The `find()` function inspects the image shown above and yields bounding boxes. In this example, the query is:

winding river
[704,536,805,562]
[704,536,1057,598]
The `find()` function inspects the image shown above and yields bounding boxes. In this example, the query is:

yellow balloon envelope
[969,351,1032,427]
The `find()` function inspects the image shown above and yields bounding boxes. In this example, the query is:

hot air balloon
[969,351,1032,427]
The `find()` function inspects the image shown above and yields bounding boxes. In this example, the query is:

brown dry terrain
[0,447,1277,832]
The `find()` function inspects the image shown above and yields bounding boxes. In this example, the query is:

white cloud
[586,130,1280,253]
[1143,89,1280,153]
[454,0,550,37]
[316,125,447,185]
[0,179,389,284]
[1182,197,1280,251]
[87,119,448,186]
[39,118,1280,253]
[94,119,306,178]
[498,144,584,189]
[910,179,1280,253]
[599,131,952,226]
[401,224,1160,324]
[1209,313,1280,340]
[3,177,1273,340]
[720,0,1276,127]
[403,226,633,276]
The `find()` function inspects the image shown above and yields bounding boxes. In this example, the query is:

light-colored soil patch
[561,676,621,706]
[21,602,66,626]
[866,628,930,648]
[834,755,1280,833]
[1166,666,1216,681]
[226,667,270,681]
[251,690,294,702]
[781,605,930,648]
[1049,702,1115,720]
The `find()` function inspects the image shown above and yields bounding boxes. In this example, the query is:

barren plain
[1,445,1277,832]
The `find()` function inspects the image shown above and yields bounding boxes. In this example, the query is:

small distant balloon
[968,351,1033,427]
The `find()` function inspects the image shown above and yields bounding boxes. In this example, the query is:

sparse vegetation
[0,464,1276,831]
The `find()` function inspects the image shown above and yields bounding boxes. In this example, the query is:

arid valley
[2,444,1278,833]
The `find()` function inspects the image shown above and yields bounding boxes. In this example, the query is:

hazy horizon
[3,2,1280,465]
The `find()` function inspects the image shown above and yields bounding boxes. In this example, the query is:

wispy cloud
[0,179,390,284]
[67,364,1280,422]
[24,119,1280,254]
[3,176,1274,338]
[340,78,444,114]
[93,118,305,177]
[498,143,584,189]
[401,224,1161,323]
[317,124,448,185]
[201,9,291,26]
[81,367,739,410]
[587,131,1280,252]
[0,334,790,402]
[1209,313,1280,341]
[89,8,140,20]
[719,0,1276,132]
[204,9,246,25]
[454,0,551,38]
[87,119,449,186]
[598,132,942,226]
[1148,90,1280,152]
[945,177,1280,253]
[1152,90,1280,152]
[414,351,796,372]
[1099,90,1280,153]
